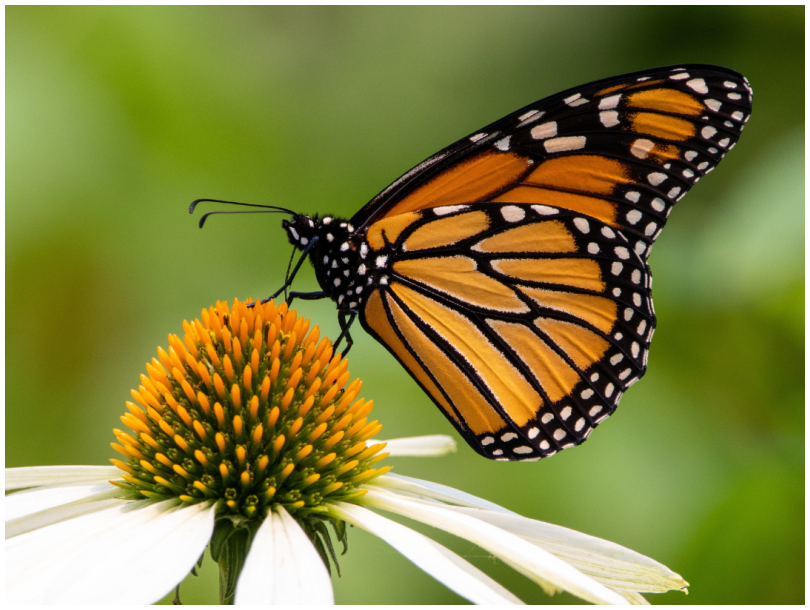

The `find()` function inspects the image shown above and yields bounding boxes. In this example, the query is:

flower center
[110,298,390,518]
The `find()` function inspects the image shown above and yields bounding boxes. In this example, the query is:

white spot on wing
[532,205,558,215]
[626,210,642,225]
[631,139,655,159]
[531,121,557,139]
[686,78,708,94]
[433,205,469,216]
[600,111,620,128]
[648,172,667,186]
[599,94,622,110]
[704,99,722,112]
[501,206,525,222]
[573,218,590,233]
[494,136,511,151]
[544,136,586,153]
[702,125,717,139]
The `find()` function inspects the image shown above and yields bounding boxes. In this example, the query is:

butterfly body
[282,214,372,311]
[223,65,752,461]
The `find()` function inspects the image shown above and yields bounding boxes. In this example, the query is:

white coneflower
[5,298,687,604]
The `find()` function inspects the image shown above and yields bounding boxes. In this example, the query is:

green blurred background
[7,6,804,604]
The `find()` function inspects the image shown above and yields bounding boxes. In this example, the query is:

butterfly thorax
[282,214,375,312]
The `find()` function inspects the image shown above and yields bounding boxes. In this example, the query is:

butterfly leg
[333,312,357,357]
[286,291,328,307]
[255,237,320,306]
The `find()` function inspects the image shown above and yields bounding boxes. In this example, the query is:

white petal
[5,465,120,490]
[7,495,123,539]
[363,489,628,605]
[372,435,457,457]
[330,501,523,605]
[236,505,333,604]
[6,482,120,522]
[369,473,514,514]
[610,587,651,604]
[7,499,215,604]
[446,506,687,594]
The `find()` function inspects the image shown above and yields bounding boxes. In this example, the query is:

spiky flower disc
[111,298,391,518]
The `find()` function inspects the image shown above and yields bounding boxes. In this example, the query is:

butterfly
[191,64,752,462]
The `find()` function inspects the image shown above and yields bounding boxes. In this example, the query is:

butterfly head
[282,214,356,252]
[281,214,321,251]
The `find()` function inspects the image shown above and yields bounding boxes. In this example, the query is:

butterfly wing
[353,65,752,460]
[352,64,752,254]
[359,203,654,460]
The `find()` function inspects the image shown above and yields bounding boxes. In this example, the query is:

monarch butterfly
[192,64,752,462]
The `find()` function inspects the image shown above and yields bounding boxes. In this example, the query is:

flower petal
[6,482,120,522]
[5,483,126,540]
[362,488,629,605]
[5,465,120,490]
[369,473,515,514]
[373,435,457,457]
[329,501,524,605]
[236,505,333,604]
[610,588,651,604]
[445,506,687,594]
[6,499,215,604]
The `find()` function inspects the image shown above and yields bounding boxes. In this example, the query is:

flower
[6,299,688,604]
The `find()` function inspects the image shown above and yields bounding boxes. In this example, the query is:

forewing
[352,64,753,263]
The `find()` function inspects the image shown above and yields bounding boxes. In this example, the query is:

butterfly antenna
[191,198,296,229]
